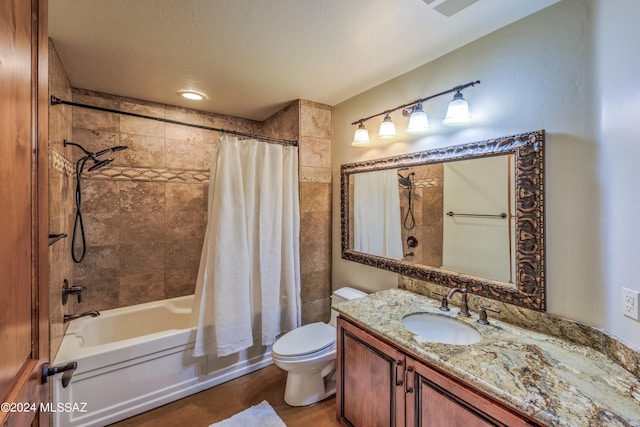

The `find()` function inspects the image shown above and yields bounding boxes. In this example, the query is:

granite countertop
[334,288,640,427]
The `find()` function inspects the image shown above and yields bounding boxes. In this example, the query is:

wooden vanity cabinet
[336,317,542,427]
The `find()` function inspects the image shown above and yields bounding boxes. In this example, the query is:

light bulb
[177,90,208,101]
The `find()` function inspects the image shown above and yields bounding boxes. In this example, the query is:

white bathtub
[52,295,273,427]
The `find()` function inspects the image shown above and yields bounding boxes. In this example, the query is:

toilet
[271,286,367,406]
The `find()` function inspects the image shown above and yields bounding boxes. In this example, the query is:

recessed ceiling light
[177,90,207,101]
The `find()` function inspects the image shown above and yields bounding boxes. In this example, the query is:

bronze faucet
[447,288,471,317]
[63,310,100,323]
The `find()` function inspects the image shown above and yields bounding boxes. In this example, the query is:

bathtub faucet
[63,310,100,323]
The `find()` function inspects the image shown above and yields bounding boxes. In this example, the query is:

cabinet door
[407,357,539,427]
[337,317,405,427]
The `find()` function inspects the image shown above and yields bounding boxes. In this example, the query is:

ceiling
[49,0,559,121]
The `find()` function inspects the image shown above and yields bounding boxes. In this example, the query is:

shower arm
[64,140,92,156]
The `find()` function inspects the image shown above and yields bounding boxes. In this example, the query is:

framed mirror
[340,130,545,311]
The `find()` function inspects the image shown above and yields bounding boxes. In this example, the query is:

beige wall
[333,0,640,349]
[331,0,633,340]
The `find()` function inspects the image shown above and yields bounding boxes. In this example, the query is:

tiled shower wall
[69,89,262,312]
[297,101,332,324]
[263,100,334,323]
[51,82,332,324]
[48,40,75,357]
[400,164,443,266]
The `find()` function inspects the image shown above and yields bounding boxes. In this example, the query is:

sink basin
[401,312,482,345]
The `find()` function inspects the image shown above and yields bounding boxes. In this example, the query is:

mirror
[341,130,545,311]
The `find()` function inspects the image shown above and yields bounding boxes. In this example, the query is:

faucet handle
[432,291,450,311]
[62,279,86,304]
[74,286,87,303]
[478,305,501,325]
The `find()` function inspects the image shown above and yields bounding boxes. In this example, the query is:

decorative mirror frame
[340,130,545,311]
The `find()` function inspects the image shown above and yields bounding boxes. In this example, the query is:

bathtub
[52,295,273,427]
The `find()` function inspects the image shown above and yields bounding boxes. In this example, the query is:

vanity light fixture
[177,90,208,101]
[378,113,397,139]
[351,122,371,146]
[350,80,480,146]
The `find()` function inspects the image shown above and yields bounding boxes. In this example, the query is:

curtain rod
[50,96,298,146]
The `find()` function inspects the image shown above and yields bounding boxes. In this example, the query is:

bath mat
[209,400,286,427]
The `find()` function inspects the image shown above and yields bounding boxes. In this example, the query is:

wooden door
[407,356,538,427]
[336,317,405,427]
[0,0,49,426]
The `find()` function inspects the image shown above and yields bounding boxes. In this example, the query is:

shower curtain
[353,169,403,259]
[193,136,301,357]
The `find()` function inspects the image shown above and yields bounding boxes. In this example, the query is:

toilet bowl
[271,287,367,406]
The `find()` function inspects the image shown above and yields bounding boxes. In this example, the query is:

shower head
[88,158,114,171]
[398,172,415,188]
[64,140,92,156]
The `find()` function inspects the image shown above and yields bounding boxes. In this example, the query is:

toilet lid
[272,322,336,357]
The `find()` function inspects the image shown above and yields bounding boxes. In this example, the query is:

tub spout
[64,310,100,323]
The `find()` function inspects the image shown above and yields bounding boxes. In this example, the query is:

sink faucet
[63,310,100,323]
[447,288,471,317]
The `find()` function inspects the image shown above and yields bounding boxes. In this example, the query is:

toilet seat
[272,322,335,358]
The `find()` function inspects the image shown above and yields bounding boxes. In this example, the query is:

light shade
[406,103,429,134]
[351,122,370,146]
[378,113,397,139]
[443,92,471,126]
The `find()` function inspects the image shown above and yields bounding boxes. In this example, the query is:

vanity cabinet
[336,317,542,427]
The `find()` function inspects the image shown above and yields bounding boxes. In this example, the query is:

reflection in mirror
[348,157,516,282]
[341,130,545,311]
[352,169,403,259]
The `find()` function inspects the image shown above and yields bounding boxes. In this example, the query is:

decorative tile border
[50,148,74,176]
[85,166,210,183]
[49,149,209,183]
[402,178,440,188]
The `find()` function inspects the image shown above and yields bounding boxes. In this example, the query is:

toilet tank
[329,287,367,326]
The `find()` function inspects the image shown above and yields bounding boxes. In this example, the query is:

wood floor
[109,364,340,427]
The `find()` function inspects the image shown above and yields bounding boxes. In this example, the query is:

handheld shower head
[65,142,125,264]
[88,158,114,171]
[94,145,128,157]
[65,141,128,161]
